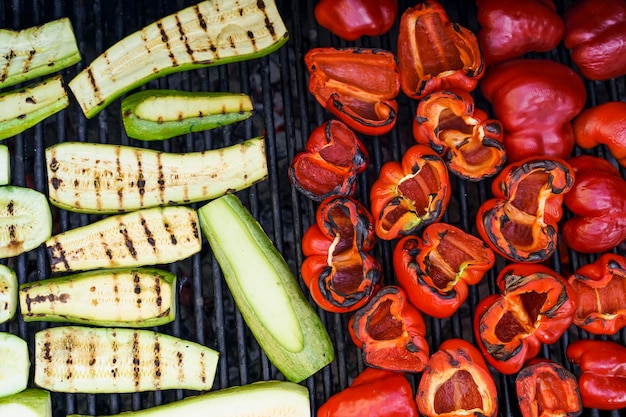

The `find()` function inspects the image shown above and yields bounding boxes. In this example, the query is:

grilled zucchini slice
[0,332,30,398]
[0,389,52,417]
[0,264,17,324]
[0,145,9,185]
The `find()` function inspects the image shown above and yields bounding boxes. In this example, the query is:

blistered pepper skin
[314,0,398,41]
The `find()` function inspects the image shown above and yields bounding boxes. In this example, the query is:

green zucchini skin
[121,90,254,141]
[0,388,51,417]
[69,0,289,118]
[19,267,177,327]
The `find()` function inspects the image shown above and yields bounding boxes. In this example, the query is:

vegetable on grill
[0,389,52,417]
[0,145,9,185]
[314,0,398,41]
[573,101,626,167]
[34,326,219,393]
[68,0,289,118]
[0,332,30,398]
[0,264,17,324]
[46,138,267,214]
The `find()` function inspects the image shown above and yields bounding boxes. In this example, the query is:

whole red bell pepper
[289,120,369,201]
[480,58,586,163]
[370,144,451,240]
[476,0,564,66]
[474,263,577,375]
[301,195,383,313]
[572,101,626,167]
[317,367,419,417]
[515,359,582,417]
[567,339,626,410]
[562,155,626,253]
[305,47,400,136]
[563,0,626,80]
[568,253,626,335]
[412,89,506,181]
[396,0,484,100]
[476,156,574,263]
[314,0,398,41]
[393,222,495,318]
[416,338,498,417]
[348,285,429,373]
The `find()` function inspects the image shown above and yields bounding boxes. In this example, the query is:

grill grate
[1,0,625,416]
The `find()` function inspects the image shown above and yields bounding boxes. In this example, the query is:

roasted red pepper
[515,359,582,417]
[305,47,400,136]
[567,339,626,410]
[348,285,429,373]
[480,58,586,163]
[474,263,577,375]
[572,101,626,167]
[370,144,451,240]
[289,120,369,201]
[568,253,626,335]
[476,0,564,66]
[416,339,498,417]
[476,157,574,263]
[301,195,383,313]
[393,223,495,318]
[562,155,626,253]
[396,0,484,100]
[314,0,398,41]
[317,367,419,417]
[563,0,626,81]
[412,89,506,181]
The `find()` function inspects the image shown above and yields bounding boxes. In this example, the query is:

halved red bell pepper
[348,285,429,373]
[515,359,582,417]
[393,222,495,318]
[314,0,398,41]
[289,120,369,201]
[562,155,626,253]
[572,101,626,167]
[568,253,626,335]
[305,47,400,136]
[317,367,419,417]
[567,339,626,410]
[301,195,383,313]
[412,89,506,181]
[476,157,574,263]
[480,58,586,163]
[563,0,626,81]
[474,263,577,375]
[416,338,498,417]
[370,144,451,240]
[396,0,484,100]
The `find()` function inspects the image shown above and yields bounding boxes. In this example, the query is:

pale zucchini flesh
[0,145,9,185]
[20,267,176,327]
[0,388,52,417]
[0,332,30,398]
[198,194,334,383]
[45,206,201,273]
[69,0,289,118]
[34,326,219,393]
[0,264,17,324]
[46,138,267,214]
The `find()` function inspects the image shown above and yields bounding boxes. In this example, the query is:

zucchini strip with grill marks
[45,206,201,273]
[69,0,289,118]
[0,264,17,324]
[0,145,9,185]
[34,326,219,393]
[46,138,267,214]
[20,267,176,327]
[0,332,29,398]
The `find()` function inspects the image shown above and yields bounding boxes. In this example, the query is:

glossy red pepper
[572,101,626,167]
[412,89,506,181]
[515,359,582,417]
[480,58,586,163]
[416,339,498,417]
[474,263,577,375]
[289,120,369,201]
[348,285,429,373]
[476,0,564,66]
[476,157,574,263]
[305,47,400,136]
[563,0,626,80]
[314,0,398,41]
[301,195,383,313]
[567,339,626,410]
[393,223,495,318]
[568,253,626,335]
[370,144,451,241]
[562,155,626,253]
[396,0,484,100]
[317,367,419,417]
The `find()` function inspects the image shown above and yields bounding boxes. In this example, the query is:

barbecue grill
[1,0,625,416]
